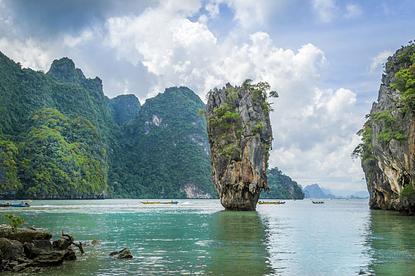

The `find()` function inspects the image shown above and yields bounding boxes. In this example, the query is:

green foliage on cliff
[110,95,141,125]
[390,44,415,111]
[401,184,415,198]
[0,52,115,198]
[0,138,21,194]
[355,44,415,160]
[254,122,265,134]
[110,87,216,198]
[17,108,108,198]
[208,101,242,159]
[208,80,273,161]
[372,110,395,124]
[353,120,374,162]
[372,110,405,143]
[261,167,304,199]
[243,80,275,115]
[0,53,115,139]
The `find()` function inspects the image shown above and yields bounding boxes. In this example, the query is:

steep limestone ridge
[111,87,215,198]
[206,80,273,210]
[110,94,141,125]
[0,53,114,198]
[356,43,415,214]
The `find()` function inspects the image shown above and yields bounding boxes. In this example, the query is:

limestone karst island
[0,1,414,275]
[207,81,273,211]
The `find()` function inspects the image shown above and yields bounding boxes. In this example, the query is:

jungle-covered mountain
[261,167,304,199]
[0,53,115,198]
[0,52,214,198]
[110,87,216,198]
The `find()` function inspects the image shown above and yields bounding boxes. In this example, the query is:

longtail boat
[258,201,285,205]
[0,202,31,207]
[141,201,179,205]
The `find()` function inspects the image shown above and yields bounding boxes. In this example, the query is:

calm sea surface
[1,199,415,275]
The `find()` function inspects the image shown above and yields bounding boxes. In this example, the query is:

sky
[0,0,413,193]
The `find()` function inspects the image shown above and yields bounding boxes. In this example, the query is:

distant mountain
[303,184,369,199]
[261,168,304,199]
[303,184,335,199]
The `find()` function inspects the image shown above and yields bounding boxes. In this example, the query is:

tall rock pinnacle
[206,80,274,210]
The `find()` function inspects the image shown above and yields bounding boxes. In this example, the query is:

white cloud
[204,0,286,28]
[205,1,220,18]
[0,38,53,71]
[271,86,363,189]
[370,50,392,72]
[345,3,362,18]
[106,3,217,97]
[63,29,94,48]
[312,0,336,23]
[223,0,278,28]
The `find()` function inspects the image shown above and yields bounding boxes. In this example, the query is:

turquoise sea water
[1,199,415,275]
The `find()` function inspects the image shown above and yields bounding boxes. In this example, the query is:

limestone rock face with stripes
[206,80,273,211]
[357,43,415,214]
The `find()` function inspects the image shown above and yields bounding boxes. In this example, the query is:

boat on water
[312,201,324,204]
[0,201,31,207]
[141,201,179,205]
[258,201,285,205]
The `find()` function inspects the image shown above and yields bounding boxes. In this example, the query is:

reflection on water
[258,200,373,275]
[366,210,415,275]
[207,211,273,275]
[1,199,415,275]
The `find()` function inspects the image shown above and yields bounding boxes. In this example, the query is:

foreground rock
[0,225,79,272]
[110,248,133,259]
[206,80,273,210]
[355,43,415,214]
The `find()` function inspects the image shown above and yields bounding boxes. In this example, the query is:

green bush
[372,110,396,124]
[254,122,265,134]
[378,130,406,143]
[401,184,415,198]
[4,214,24,232]
[390,51,415,110]
[371,110,405,144]
[353,122,374,160]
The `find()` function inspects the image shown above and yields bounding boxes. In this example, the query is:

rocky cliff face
[357,43,415,214]
[110,94,141,125]
[206,81,273,210]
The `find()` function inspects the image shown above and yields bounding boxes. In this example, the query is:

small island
[206,80,274,211]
